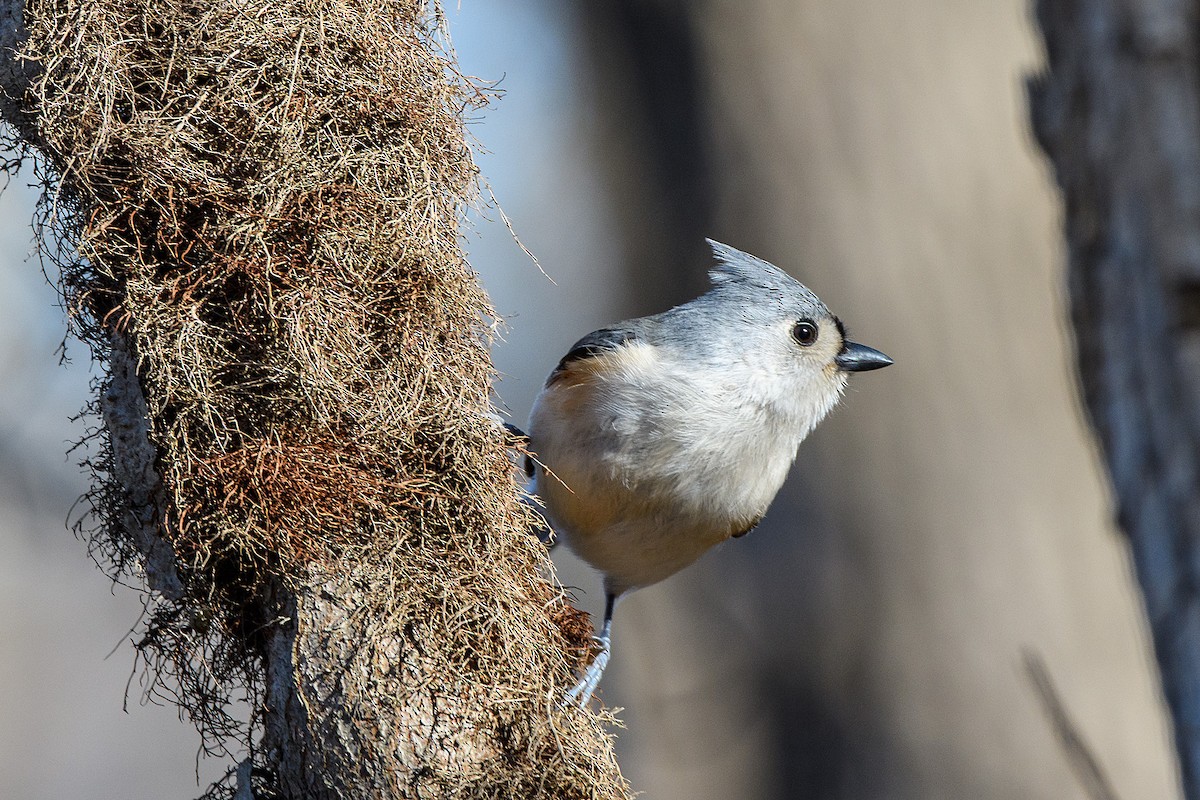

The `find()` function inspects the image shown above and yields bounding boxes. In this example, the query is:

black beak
[835,341,893,372]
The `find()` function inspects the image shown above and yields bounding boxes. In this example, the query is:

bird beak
[835,341,893,372]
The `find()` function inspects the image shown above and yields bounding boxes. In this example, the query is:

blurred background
[0,0,1183,797]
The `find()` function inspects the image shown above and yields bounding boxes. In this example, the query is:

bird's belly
[528,360,800,593]
[534,454,778,594]
[564,511,727,594]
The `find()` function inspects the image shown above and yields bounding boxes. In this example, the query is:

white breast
[528,341,842,593]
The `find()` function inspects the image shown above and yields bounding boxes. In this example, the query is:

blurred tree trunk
[1031,1,1200,797]
[0,0,628,797]
[575,1,1181,798]
[572,0,713,313]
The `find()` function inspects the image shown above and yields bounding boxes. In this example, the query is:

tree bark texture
[0,0,628,796]
[1031,1,1200,797]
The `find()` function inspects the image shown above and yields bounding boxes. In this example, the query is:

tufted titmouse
[525,239,892,704]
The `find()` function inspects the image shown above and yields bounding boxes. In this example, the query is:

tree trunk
[1031,1,1200,797]
[0,0,629,796]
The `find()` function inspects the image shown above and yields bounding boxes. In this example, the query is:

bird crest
[705,238,820,306]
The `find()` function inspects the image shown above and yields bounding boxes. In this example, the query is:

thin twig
[1023,648,1121,800]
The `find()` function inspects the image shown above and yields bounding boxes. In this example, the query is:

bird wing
[545,326,640,387]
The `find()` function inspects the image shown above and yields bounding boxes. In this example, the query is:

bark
[1031,1,1200,797]
[0,0,34,144]
[102,332,184,602]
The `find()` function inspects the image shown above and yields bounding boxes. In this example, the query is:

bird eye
[791,320,819,346]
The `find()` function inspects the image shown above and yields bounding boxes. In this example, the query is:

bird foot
[562,637,610,707]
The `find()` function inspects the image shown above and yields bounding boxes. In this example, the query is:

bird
[523,239,892,705]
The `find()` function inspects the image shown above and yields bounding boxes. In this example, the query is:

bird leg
[563,592,615,706]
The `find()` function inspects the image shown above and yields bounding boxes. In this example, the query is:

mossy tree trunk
[0,0,628,796]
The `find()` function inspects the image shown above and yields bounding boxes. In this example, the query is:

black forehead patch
[834,316,847,340]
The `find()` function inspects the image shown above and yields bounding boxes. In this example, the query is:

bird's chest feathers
[601,356,808,525]
[682,377,804,521]
[532,343,834,538]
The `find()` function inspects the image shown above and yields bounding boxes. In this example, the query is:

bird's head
[692,239,892,428]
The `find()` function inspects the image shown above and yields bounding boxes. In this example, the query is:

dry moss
[4,0,629,795]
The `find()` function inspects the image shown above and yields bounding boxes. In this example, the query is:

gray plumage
[527,238,892,705]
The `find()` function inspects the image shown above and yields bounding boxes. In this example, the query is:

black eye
[792,320,819,346]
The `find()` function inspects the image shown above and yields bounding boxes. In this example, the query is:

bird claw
[561,636,611,708]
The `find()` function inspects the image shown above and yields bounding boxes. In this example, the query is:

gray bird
[525,239,892,704]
